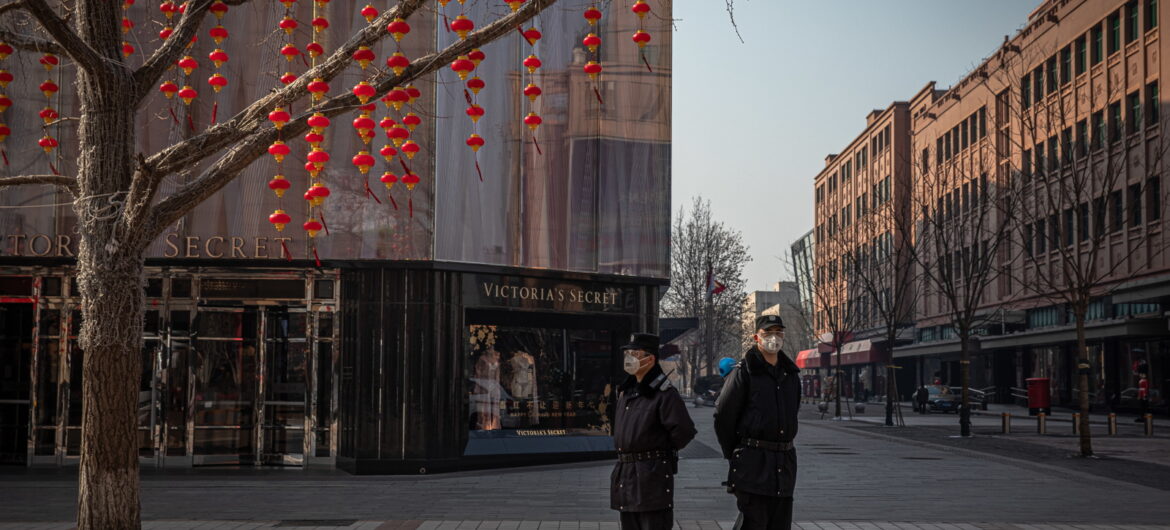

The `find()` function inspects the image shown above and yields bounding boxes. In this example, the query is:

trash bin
[1026,377,1051,415]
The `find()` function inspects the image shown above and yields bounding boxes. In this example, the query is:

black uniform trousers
[734,492,793,530]
[619,508,673,530]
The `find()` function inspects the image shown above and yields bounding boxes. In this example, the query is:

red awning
[834,340,886,366]
[795,349,820,369]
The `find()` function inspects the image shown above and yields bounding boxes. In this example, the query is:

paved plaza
[1,405,1169,529]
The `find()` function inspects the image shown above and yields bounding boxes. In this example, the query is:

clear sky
[672,0,1043,291]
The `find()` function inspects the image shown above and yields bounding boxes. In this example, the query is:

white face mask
[760,336,784,354]
[623,353,644,375]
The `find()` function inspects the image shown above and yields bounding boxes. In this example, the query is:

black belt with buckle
[617,449,677,463]
[741,438,794,451]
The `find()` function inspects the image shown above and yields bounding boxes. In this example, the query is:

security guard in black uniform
[611,333,697,529]
[714,315,801,529]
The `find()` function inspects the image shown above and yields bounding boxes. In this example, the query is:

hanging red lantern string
[352,4,381,204]
[631,1,653,72]
[520,18,542,156]
[0,42,10,166]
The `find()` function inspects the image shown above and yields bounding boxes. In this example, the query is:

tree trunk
[834,339,842,419]
[1074,309,1094,457]
[959,333,971,437]
[73,61,143,528]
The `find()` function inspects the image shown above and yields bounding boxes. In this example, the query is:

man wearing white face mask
[610,333,697,529]
[714,315,802,530]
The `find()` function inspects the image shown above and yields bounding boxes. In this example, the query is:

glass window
[313,279,334,300]
[42,277,62,297]
[1061,47,1072,84]
[1128,92,1142,133]
[1036,219,1047,253]
[1109,11,1122,54]
[1024,224,1034,256]
[1092,110,1106,149]
[1147,0,1159,30]
[1149,177,1162,222]
[1111,190,1125,232]
[466,324,614,437]
[1128,1,1140,42]
[171,278,192,298]
[1033,66,1045,103]
[1076,119,1089,155]
[1047,56,1058,92]
[1022,148,1032,179]
[1147,81,1160,126]
[145,278,163,298]
[1110,101,1123,143]
[1076,36,1087,74]
[1092,25,1104,64]
[1021,74,1031,109]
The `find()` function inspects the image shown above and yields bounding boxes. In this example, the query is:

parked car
[926,385,961,413]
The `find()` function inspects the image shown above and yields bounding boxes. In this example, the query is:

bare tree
[660,197,750,390]
[809,211,867,419]
[0,0,557,527]
[998,43,1170,456]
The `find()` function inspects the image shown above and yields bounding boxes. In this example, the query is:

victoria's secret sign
[3,232,292,259]
[470,275,635,313]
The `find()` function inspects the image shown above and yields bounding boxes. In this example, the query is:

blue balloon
[718,357,737,378]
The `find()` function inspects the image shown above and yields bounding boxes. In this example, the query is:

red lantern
[209,1,228,19]
[387,124,409,147]
[122,42,135,58]
[159,26,174,40]
[307,78,329,102]
[360,4,378,22]
[631,0,650,18]
[0,95,10,113]
[379,144,397,162]
[269,107,291,129]
[523,27,542,45]
[401,141,420,159]
[268,175,291,197]
[121,17,134,34]
[308,112,331,133]
[352,46,375,70]
[208,49,229,68]
[304,131,324,147]
[584,6,602,25]
[303,219,323,238]
[402,113,421,131]
[278,0,294,7]
[280,72,297,85]
[306,42,324,58]
[353,113,376,139]
[523,83,541,102]
[269,209,292,231]
[632,30,651,48]
[0,43,12,60]
[402,172,420,191]
[465,104,484,123]
[0,70,12,89]
[379,117,396,131]
[522,55,541,74]
[38,135,58,153]
[312,16,329,33]
[304,161,320,178]
[160,0,178,19]
[386,52,410,76]
[38,107,58,125]
[210,25,229,45]
[178,85,197,105]
[352,81,376,104]
[380,171,398,189]
[352,150,375,174]
[450,56,474,80]
[0,124,9,143]
[122,0,134,9]
[160,81,179,99]
[268,140,291,163]
[466,77,485,95]
[583,33,601,53]
[307,148,331,169]
[506,0,525,12]
[314,0,329,7]
[583,61,602,79]
[524,112,542,131]
[405,85,421,103]
[466,133,484,152]
[279,16,298,35]
[467,49,486,67]
[177,56,198,76]
[450,15,473,39]
[281,44,301,62]
[208,73,228,92]
[307,183,330,206]
[387,18,410,41]
[384,87,409,111]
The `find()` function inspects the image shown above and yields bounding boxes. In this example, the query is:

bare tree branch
[20,0,105,71]
[724,0,744,44]
[131,0,214,104]
[0,173,78,194]
[0,0,26,17]
[0,27,63,55]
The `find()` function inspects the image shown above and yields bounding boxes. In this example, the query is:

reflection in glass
[193,311,258,462]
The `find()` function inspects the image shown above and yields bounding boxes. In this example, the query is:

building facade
[0,1,673,471]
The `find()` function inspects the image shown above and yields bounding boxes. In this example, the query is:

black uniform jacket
[713,346,801,498]
[610,363,697,512]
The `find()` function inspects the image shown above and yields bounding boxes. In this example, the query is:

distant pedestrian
[611,333,697,530]
[714,315,800,530]
[1135,373,1150,422]
[915,386,929,414]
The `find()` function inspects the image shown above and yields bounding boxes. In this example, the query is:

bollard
[1038,412,1047,434]
[1002,412,1012,434]
[1108,413,1118,436]
[1145,414,1154,437]
[1073,413,1081,435]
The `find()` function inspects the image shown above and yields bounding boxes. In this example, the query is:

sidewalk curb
[801,419,1166,494]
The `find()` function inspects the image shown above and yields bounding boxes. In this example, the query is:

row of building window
[1022,178,1162,256]
[817,176,892,242]
[933,107,988,166]
[1026,301,1160,329]
[1023,1,1157,111]
[931,174,990,224]
[815,125,894,203]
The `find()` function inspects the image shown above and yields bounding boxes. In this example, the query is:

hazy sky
[672,0,1043,291]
